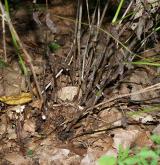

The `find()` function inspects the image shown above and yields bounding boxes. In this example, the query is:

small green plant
[27,149,33,157]
[98,135,160,165]
[98,156,116,165]
[49,42,60,53]
[0,58,8,68]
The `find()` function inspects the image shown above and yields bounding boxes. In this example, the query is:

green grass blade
[112,0,125,24]
[98,156,116,165]
[5,3,28,76]
[4,0,9,16]
[127,61,160,67]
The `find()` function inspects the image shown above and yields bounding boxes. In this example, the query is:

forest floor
[0,1,160,164]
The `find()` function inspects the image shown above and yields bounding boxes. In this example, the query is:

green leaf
[137,149,158,160]
[155,148,160,156]
[118,162,124,165]
[112,0,125,24]
[49,42,60,52]
[151,135,160,145]
[95,89,103,97]
[139,158,149,165]
[155,26,160,32]
[98,156,116,165]
[27,149,33,157]
[150,159,158,165]
[122,157,140,165]
[4,0,10,16]
[118,145,129,161]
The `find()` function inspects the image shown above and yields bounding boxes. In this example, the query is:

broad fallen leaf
[0,92,32,105]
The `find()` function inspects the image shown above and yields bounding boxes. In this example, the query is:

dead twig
[87,82,160,111]
[0,3,7,62]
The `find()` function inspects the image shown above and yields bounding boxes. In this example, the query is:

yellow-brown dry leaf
[0,92,32,105]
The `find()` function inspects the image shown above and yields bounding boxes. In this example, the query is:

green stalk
[4,0,28,75]
[4,0,9,16]
[155,26,160,32]
[128,61,160,67]
[112,0,125,24]
[11,31,28,75]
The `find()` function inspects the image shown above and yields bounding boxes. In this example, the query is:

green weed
[98,135,160,165]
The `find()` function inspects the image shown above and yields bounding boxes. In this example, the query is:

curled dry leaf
[131,113,154,124]
[135,131,153,148]
[81,152,96,165]
[129,70,158,101]
[33,12,42,26]
[4,153,31,165]
[99,108,122,128]
[36,147,81,165]
[23,119,36,134]
[46,13,58,34]
[57,86,82,101]
[81,148,100,165]
[112,129,140,150]
[148,0,160,13]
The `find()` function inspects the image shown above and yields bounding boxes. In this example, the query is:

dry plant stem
[83,4,97,78]
[0,4,7,62]
[85,0,91,28]
[81,3,98,83]
[97,1,100,31]
[119,0,134,24]
[52,14,133,55]
[77,0,83,81]
[87,82,160,111]
[99,0,110,25]
[82,2,109,104]
[42,54,74,93]
[2,15,7,61]
[0,2,43,104]
[81,0,90,80]
[66,82,160,131]
[72,0,79,84]
[86,1,109,76]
